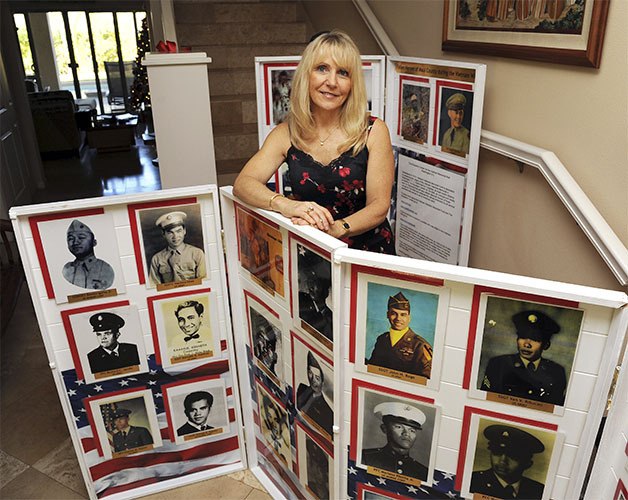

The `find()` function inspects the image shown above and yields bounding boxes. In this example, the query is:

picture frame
[295,421,334,500]
[147,288,222,369]
[442,0,610,68]
[256,381,292,468]
[351,379,439,487]
[356,483,412,500]
[162,376,232,445]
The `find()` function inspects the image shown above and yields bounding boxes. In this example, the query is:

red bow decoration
[156,40,191,53]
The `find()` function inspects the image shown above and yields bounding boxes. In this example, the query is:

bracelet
[338,218,351,236]
[268,193,284,210]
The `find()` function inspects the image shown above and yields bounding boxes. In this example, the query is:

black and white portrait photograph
[87,389,162,460]
[35,212,125,303]
[148,289,221,368]
[355,386,438,486]
[64,303,149,384]
[292,332,333,441]
[295,243,333,348]
[400,80,430,145]
[247,295,284,385]
[296,422,333,500]
[357,483,400,500]
[256,383,292,467]
[471,294,584,411]
[461,415,562,500]
[163,377,231,445]
[437,87,473,156]
[137,203,207,288]
[270,68,294,125]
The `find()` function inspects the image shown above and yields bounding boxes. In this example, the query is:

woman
[233,30,395,254]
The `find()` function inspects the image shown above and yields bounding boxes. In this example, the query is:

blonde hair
[288,30,368,156]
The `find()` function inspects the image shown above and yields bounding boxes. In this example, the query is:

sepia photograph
[400,80,430,145]
[355,384,438,485]
[136,203,207,289]
[295,242,333,348]
[270,68,295,125]
[236,206,285,297]
[246,293,284,386]
[163,377,231,445]
[62,302,149,384]
[33,211,125,304]
[292,331,333,441]
[148,288,221,368]
[86,389,162,460]
[256,382,292,467]
[471,294,584,410]
[437,87,473,157]
[295,422,333,500]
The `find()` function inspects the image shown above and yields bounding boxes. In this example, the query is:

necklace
[318,124,339,146]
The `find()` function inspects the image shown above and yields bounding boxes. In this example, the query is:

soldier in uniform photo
[362,401,428,481]
[480,310,567,406]
[111,408,153,453]
[62,219,114,290]
[149,211,206,285]
[367,292,433,378]
[440,92,470,154]
[296,351,333,436]
[298,259,333,342]
[177,391,214,436]
[87,312,140,374]
[471,424,546,499]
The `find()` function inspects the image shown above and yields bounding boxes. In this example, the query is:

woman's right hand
[274,198,333,232]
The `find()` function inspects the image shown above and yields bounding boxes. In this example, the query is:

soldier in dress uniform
[149,211,206,285]
[111,408,153,453]
[367,292,433,378]
[362,401,429,481]
[441,93,470,154]
[62,219,115,290]
[480,310,567,406]
[87,312,140,374]
[471,424,546,499]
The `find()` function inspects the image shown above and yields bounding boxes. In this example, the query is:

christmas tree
[129,17,151,111]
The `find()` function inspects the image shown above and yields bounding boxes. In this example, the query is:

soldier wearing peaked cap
[362,401,429,481]
[87,312,140,374]
[480,310,567,406]
[62,219,115,290]
[149,210,206,285]
[441,92,470,154]
[367,292,433,378]
[111,407,153,453]
[471,424,546,499]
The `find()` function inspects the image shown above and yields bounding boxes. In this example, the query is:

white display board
[9,186,246,499]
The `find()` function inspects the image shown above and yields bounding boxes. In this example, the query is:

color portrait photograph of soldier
[260,393,291,465]
[62,219,114,290]
[297,246,333,343]
[476,298,583,408]
[141,207,206,286]
[106,407,153,454]
[250,307,282,380]
[87,312,140,375]
[177,390,214,437]
[470,423,552,500]
[400,83,429,145]
[366,291,434,380]
[438,89,473,155]
[305,436,330,499]
[296,351,333,437]
[361,400,431,482]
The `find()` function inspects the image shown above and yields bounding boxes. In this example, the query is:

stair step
[213,123,258,137]
[209,68,256,96]
[217,158,249,176]
[214,130,259,161]
[202,44,306,69]
[174,2,300,24]
[178,22,307,46]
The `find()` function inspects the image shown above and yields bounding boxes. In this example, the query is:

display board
[221,188,627,500]
[9,186,246,499]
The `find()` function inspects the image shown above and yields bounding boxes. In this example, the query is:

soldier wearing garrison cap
[471,424,546,499]
[297,351,333,436]
[87,312,140,374]
[111,407,153,453]
[149,210,206,285]
[441,92,470,154]
[480,310,567,406]
[362,401,429,481]
[62,219,115,290]
[367,292,433,378]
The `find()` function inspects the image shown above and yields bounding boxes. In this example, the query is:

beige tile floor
[0,286,272,500]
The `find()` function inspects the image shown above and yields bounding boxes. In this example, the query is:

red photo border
[255,378,293,470]
[615,479,628,500]
[29,208,105,299]
[462,285,580,390]
[454,405,559,491]
[397,75,430,136]
[126,196,199,285]
[294,419,333,492]
[432,80,473,148]
[357,482,413,500]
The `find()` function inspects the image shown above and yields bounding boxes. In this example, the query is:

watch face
[342,221,350,230]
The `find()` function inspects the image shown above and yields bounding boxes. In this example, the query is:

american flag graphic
[62,348,242,498]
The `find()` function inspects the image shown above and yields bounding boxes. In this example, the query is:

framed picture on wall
[295,421,333,499]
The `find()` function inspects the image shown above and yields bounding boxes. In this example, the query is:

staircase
[174,1,310,185]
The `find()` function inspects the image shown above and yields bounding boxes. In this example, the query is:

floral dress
[285,136,395,255]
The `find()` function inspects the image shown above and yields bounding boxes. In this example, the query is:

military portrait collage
[29,196,236,467]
